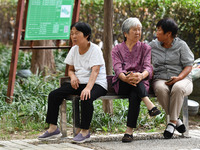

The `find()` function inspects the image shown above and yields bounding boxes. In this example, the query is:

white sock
[166,122,176,133]
[176,118,183,127]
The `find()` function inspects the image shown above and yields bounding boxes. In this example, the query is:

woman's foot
[122,127,133,142]
[163,123,176,139]
[176,118,186,133]
[149,107,161,116]
[72,131,90,143]
[38,128,62,140]
[122,134,133,143]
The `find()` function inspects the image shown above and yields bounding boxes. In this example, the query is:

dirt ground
[187,114,200,130]
[1,114,199,141]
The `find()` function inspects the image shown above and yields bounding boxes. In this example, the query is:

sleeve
[111,45,126,77]
[89,47,105,68]
[180,41,194,67]
[64,47,74,65]
[142,43,153,80]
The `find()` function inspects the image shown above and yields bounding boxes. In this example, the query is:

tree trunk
[31,40,56,76]
[102,0,113,114]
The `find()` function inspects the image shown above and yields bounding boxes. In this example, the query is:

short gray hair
[122,17,142,41]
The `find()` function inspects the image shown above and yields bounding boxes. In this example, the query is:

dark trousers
[46,82,107,129]
[118,80,148,128]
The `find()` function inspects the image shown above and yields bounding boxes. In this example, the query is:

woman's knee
[172,81,193,96]
[171,84,184,94]
[49,90,58,98]
[48,89,63,104]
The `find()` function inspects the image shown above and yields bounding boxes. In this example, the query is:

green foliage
[80,0,200,58]
[90,98,165,133]
[1,0,199,57]
[0,72,59,132]
[0,44,59,136]
[0,0,17,44]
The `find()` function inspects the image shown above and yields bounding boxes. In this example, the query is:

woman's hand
[68,65,80,89]
[80,65,100,100]
[71,76,80,89]
[165,66,192,86]
[165,76,180,86]
[80,87,91,100]
[127,72,143,86]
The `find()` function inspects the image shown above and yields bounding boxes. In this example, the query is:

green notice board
[25,0,74,40]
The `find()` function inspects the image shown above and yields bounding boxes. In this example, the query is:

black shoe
[163,123,175,139]
[149,107,161,116]
[122,134,133,143]
[176,118,186,133]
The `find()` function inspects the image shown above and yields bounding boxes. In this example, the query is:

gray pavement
[0,129,199,150]
[89,130,200,150]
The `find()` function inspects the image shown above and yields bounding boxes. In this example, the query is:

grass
[0,43,166,140]
[90,98,166,134]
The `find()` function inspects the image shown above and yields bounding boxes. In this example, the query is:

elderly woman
[149,18,194,139]
[112,17,161,143]
[38,22,107,143]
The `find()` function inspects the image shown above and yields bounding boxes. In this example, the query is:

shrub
[80,0,200,58]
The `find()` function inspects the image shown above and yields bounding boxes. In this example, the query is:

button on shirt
[149,37,194,80]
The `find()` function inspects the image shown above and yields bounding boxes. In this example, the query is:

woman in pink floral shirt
[112,17,160,142]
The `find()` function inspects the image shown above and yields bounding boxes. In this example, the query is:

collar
[159,37,177,47]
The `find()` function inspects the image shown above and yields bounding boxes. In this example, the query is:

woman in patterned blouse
[112,17,161,143]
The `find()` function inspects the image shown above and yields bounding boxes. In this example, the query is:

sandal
[122,134,133,143]
[149,107,161,116]
[164,123,175,139]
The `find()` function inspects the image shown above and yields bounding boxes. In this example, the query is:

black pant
[118,80,148,128]
[46,82,107,129]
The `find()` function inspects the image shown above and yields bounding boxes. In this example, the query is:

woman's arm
[112,46,127,78]
[80,65,100,100]
[142,44,153,80]
[68,65,80,89]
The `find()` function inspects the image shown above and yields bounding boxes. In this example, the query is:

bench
[59,76,189,137]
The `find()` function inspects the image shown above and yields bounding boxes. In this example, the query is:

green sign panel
[25,0,74,40]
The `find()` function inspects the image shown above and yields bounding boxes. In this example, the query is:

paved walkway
[0,139,92,150]
[0,129,200,150]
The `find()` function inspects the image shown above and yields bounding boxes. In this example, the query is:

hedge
[79,0,200,58]
[0,0,199,58]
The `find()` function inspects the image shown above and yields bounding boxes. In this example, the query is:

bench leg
[72,96,80,137]
[60,100,67,137]
[102,99,113,114]
[182,96,189,137]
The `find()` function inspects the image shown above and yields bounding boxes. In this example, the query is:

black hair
[156,18,178,38]
[70,22,91,41]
